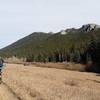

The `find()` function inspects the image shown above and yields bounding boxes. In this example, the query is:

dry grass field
[32,62,86,71]
[0,63,100,100]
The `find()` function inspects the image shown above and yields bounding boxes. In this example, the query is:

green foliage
[0,29,100,68]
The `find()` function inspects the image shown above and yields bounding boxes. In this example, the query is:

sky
[0,0,100,48]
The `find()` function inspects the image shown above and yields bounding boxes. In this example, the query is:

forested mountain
[0,24,100,72]
[0,32,52,58]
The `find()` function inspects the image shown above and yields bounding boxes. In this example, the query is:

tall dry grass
[1,63,100,100]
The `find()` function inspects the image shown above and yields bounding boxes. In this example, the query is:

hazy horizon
[0,0,100,48]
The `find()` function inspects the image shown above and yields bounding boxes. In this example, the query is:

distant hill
[0,24,100,72]
[0,32,52,58]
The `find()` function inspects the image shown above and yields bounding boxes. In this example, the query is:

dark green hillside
[0,32,52,58]
[0,24,100,72]
[43,29,100,63]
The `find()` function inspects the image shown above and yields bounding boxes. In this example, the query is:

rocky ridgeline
[61,24,100,35]
[79,24,100,32]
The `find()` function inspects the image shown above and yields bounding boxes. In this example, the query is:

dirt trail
[0,83,19,100]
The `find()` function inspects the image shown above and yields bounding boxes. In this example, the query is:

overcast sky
[0,0,100,48]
